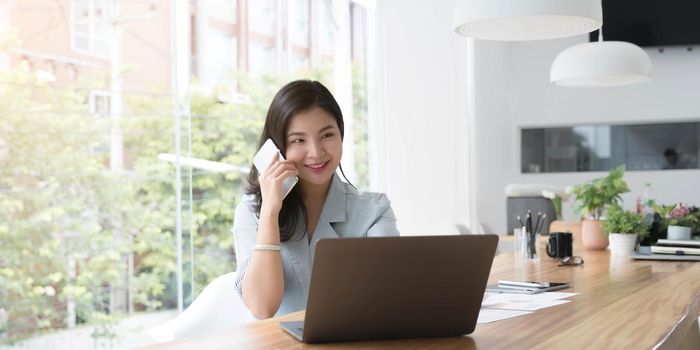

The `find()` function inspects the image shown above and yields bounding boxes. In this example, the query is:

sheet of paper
[477,308,532,324]
[528,292,578,300]
[483,291,577,303]
[482,292,577,311]
[484,298,570,311]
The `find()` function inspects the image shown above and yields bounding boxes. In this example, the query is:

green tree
[0,64,361,343]
[0,65,126,340]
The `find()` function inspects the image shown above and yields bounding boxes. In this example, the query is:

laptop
[280,234,499,343]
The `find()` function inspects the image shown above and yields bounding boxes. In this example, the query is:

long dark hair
[245,80,350,242]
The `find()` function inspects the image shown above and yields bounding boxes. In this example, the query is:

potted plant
[573,165,630,250]
[665,203,700,240]
[604,205,650,255]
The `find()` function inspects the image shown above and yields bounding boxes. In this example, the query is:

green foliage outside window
[0,63,369,343]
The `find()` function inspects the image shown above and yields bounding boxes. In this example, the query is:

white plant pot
[609,233,638,256]
[667,225,691,240]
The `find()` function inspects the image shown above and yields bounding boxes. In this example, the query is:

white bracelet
[254,244,281,251]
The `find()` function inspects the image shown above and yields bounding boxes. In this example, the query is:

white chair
[147,272,254,342]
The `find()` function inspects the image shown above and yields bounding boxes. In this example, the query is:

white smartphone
[485,284,543,294]
[493,280,570,293]
[253,139,298,199]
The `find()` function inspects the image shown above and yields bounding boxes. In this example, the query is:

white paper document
[484,298,570,311]
[481,292,578,311]
[477,308,532,324]
[526,292,578,300]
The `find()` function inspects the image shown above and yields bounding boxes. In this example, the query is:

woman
[232,80,399,319]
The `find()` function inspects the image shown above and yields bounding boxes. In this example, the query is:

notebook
[279,234,499,343]
[632,246,700,261]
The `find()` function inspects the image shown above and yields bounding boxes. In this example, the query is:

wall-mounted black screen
[590,0,700,47]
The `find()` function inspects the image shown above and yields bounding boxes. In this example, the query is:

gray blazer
[232,173,399,317]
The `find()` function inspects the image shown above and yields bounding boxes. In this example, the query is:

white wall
[475,35,700,234]
[374,0,470,235]
[375,3,700,235]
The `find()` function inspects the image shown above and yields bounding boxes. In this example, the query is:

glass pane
[94,22,111,38]
[73,34,89,50]
[249,42,277,74]
[521,121,700,173]
[71,1,89,18]
[71,0,89,35]
[249,0,276,36]
[211,0,237,23]
[0,73,179,347]
[2,0,374,347]
[290,0,310,47]
[320,0,335,55]
[92,38,110,56]
[73,23,89,34]
[290,53,309,72]
[204,30,236,84]
[70,0,112,57]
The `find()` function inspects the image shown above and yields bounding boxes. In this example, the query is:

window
[249,0,276,37]
[210,0,237,23]
[88,91,111,155]
[1,0,374,347]
[204,30,237,86]
[89,90,110,117]
[521,121,700,173]
[289,0,310,48]
[319,0,335,58]
[290,53,310,72]
[70,0,113,57]
[249,41,277,74]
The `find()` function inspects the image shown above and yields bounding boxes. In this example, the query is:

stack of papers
[477,292,578,324]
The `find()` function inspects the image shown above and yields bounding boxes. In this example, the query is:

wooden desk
[142,249,700,349]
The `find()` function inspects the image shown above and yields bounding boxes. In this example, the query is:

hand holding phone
[253,139,298,200]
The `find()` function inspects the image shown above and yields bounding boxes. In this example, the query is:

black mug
[547,232,573,259]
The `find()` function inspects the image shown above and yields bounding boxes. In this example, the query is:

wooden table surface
[142,248,700,350]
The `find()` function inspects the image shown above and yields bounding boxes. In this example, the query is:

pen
[526,211,532,235]
[537,214,547,234]
[526,211,533,258]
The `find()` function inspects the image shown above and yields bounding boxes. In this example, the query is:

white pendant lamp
[550,30,653,87]
[453,0,602,41]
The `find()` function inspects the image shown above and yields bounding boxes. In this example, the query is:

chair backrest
[506,197,556,235]
[147,272,253,343]
[455,223,472,235]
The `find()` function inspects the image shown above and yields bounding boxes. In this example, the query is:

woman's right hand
[258,153,299,214]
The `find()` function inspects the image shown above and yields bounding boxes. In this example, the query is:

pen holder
[514,227,540,261]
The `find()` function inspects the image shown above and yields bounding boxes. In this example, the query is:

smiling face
[284,106,343,190]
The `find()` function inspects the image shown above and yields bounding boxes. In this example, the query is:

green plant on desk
[572,165,631,250]
[603,205,650,237]
[667,215,700,232]
[604,206,651,255]
[665,204,700,234]
[573,165,630,220]
[640,203,700,245]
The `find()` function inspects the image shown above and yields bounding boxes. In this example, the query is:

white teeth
[307,162,326,169]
